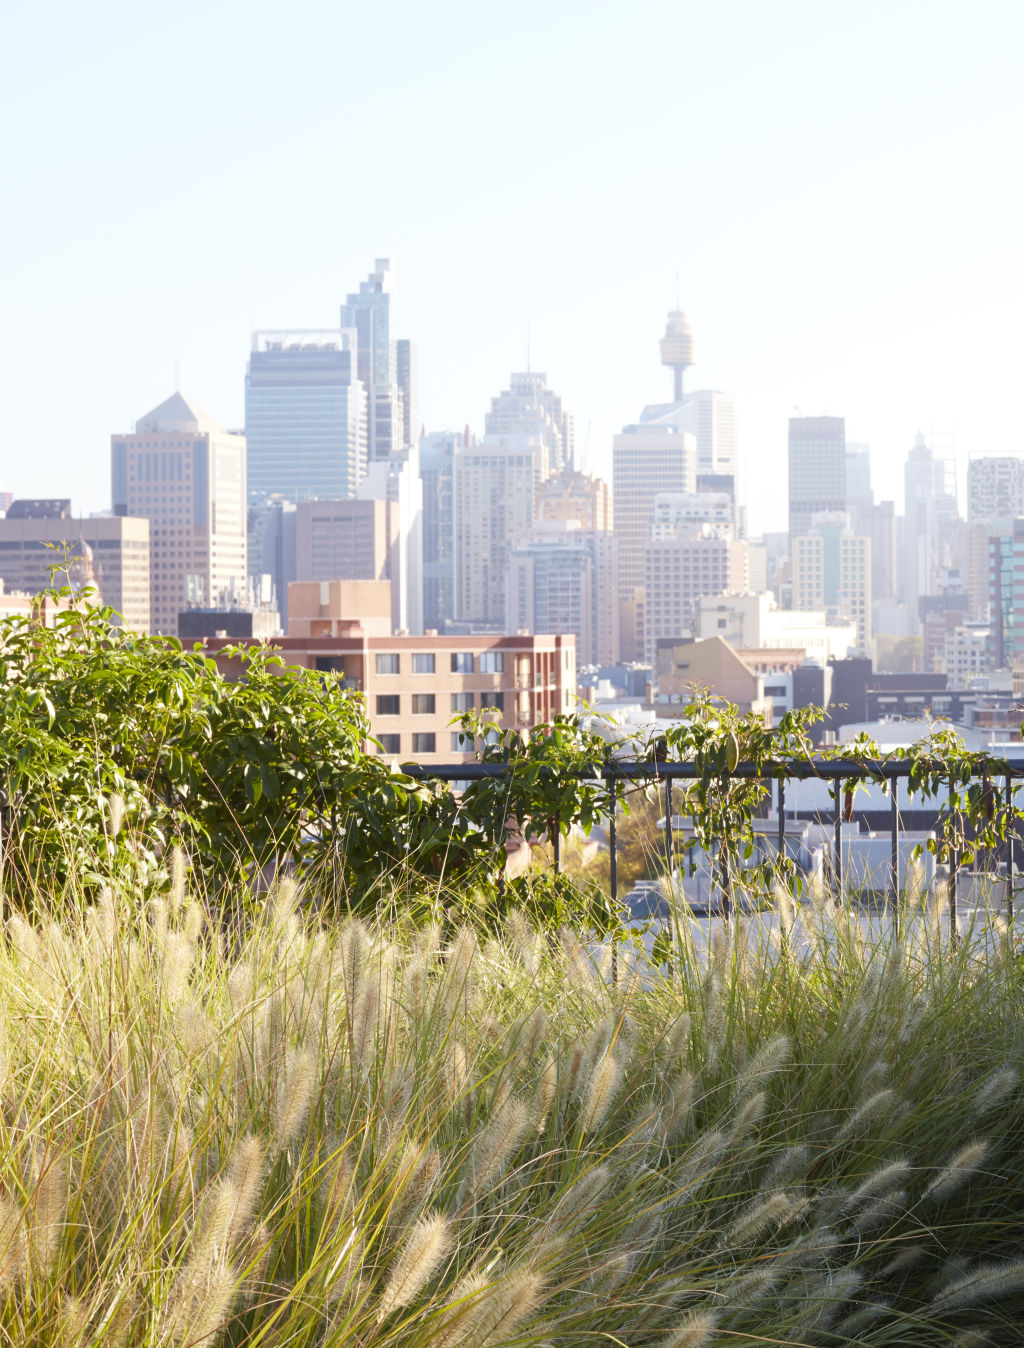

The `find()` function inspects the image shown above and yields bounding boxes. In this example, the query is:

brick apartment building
[200,628,577,764]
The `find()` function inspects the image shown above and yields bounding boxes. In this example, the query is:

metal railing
[402,756,1024,928]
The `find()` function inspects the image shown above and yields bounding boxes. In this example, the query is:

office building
[420,429,460,632]
[485,371,574,474]
[294,498,401,632]
[245,331,366,504]
[454,433,549,628]
[357,441,423,633]
[643,525,748,664]
[340,259,417,461]
[112,393,246,635]
[536,468,611,531]
[508,520,618,666]
[788,416,846,540]
[612,423,697,658]
[0,500,150,632]
[902,431,958,627]
[247,494,296,628]
[989,521,1024,667]
[791,512,872,654]
[967,456,1024,620]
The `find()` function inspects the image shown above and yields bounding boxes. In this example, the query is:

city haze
[2,0,1022,531]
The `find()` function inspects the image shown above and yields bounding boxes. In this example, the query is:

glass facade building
[245,331,367,504]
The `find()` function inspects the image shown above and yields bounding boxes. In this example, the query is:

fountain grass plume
[0,867,1021,1343]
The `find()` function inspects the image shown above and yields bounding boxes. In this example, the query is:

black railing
[402,756,1024,928]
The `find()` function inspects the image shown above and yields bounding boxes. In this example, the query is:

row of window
[376,731,477,755]
[374,651,505,675]
[375,691,506,716]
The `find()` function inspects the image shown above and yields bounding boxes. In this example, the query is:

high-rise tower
[245,330,366,504]
[112,393,247,635]
[659,310,695,402]
[340,259,417,462]
[485,371,573,474]
[788,416,846,540]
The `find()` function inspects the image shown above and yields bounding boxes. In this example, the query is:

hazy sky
[3,0,1022,533]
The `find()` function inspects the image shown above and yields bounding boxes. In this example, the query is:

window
[377,733,401,754]
[450,652,474,674]
[481,692,504,713]
[412,694,436,715]
[479,651,504,673]
[451,730,474,752]
[412,732,436,753]
[375,653,399,675]
[376,695,400,716]
[412,653,435,674]
[451,692,474,712]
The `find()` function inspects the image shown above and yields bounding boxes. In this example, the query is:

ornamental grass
[0,861,1021,1346]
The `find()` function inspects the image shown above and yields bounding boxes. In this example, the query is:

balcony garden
[0,588,1021,1345]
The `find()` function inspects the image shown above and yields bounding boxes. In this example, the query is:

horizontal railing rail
[400,756,1024,929]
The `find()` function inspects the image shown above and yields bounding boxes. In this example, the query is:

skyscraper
[340,259,417,462]
[420,429,460,632]
[791,512,872,654]
[112,393,247,635]
[966,455,1024,622]
[902,431,959,628]
[454,434,549,628]
[245,330,366,505]
[508,520,619,666]
[788,416,846,540]
[485,372,574,474]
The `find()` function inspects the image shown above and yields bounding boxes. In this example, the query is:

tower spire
[660,308,694,403]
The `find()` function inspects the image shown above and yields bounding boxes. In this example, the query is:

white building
[944,624,991,687]
[650,490,733,532]
[695,591,858,664]
[643,524,748,664]
[357,441,423,633]
[454,433,549,628]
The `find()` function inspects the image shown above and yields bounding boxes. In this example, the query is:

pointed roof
[135,392,224,435]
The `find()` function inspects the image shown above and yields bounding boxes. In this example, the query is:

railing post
[890,783,899,905]
[608,777,618,913]
[1006,772,1015,925]
[948,774,959,944]
[552,817,561,874]
[664,775,674,876]
[776,776,785,880]
[832,786,843,905]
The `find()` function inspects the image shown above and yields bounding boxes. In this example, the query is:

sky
[3,0,1023,535]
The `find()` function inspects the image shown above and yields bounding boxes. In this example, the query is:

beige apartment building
[791,515,872,655]
[454,434,549,627]
[0,500,150,631]
[612,424,697,659]
[536,468,612,531]
[643,527,748,665]
[112,392,246,635]
[202,629,576,764]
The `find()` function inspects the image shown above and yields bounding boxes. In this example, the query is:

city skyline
[3,0,1023,535]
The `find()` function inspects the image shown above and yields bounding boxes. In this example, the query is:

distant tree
[875,633,923,673]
